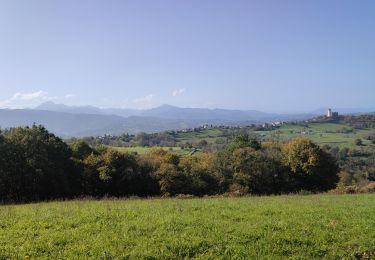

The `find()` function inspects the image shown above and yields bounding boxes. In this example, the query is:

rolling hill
[0,109,197,137]
[1,102,372,137]
[35,102,316,121]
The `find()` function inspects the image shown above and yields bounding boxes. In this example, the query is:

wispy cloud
[0,90,56,108]
[13,90,48,101]
[172,88,186,97]
[64,94,76,99]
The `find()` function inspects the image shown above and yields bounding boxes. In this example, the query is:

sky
[0,0,374,113]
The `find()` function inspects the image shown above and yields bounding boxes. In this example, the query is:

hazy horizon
[1,1,374,113]
[2,100,372,115]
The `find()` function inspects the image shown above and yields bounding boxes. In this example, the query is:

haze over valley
[0,101,373,136]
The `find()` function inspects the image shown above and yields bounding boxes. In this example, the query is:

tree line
[0,125,340,203]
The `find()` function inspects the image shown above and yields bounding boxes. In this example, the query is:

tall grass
[1,194,374,259]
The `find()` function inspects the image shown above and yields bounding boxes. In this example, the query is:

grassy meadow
[102,121,375,156]
[112,146,192,155]
[176,128,225,144]
[255,122,375,149]
[1,194,375,259]
[174,122,375,149]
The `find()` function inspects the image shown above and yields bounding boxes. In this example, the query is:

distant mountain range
[0,109,198,137]
[0,102,373,137]
[35,102,315,121]
[35,102,277,120]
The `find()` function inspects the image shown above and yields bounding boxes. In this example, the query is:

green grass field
[176,128,226,144]
[169,122,375,150]
[255,122,375,149]
[1,194,375,259]
[112,146,192,155]
[106,121,374,155]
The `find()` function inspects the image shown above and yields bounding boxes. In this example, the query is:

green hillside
[254,122,375,149]
[112,146,191,155]
[159,121,374,151]
[95,118,375,157]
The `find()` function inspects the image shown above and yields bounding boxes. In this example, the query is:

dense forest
[0,125,346,203]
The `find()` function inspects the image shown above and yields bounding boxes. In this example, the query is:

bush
[362,182,375,193]
[354,139,362,146]
[331,182,375,194]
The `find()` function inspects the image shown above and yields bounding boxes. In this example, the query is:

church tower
[327,108,332,118]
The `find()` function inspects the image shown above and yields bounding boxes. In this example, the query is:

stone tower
[327,108,332,118]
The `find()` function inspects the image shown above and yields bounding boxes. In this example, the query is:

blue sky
[0,0,374,112]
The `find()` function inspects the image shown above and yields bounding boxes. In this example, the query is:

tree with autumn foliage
[282,138,339,191]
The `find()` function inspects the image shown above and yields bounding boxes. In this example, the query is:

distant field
[112,146,192,155]
[1,194,375,259]
[168,122,375,150]
[176,128,226,144]
[255,122,375,149]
